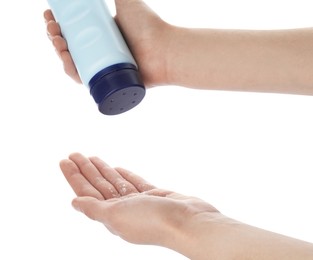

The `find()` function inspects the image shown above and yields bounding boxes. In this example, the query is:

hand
[59,153,219,247]
[44,0,171,87]
[59,153,313,259]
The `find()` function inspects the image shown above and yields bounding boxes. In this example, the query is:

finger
[43,9,55,23]
[114,167,156,192]
[142,188,174,197]
[72,196,119,235]
[68,153,120,199]
[52,35,68,54]
[72,196,106,222]
[59,159,105,200]
[60,51,82,83]
[89,156,138,196]
[46,19,82,84]
[46,20,61,37]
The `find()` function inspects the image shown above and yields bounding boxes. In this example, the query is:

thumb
[72,197,105,222]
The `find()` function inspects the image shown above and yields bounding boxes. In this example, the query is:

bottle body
[47,0,145,115]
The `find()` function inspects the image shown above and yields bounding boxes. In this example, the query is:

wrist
[176,213,243,259]
[161,210,242,259]
[163,25,185,87]
[144,23,188,87]
[144,21,176,87]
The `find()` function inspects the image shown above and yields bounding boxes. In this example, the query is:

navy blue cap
[89,63,145,115]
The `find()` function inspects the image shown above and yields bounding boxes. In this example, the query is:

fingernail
[47,31,52,40]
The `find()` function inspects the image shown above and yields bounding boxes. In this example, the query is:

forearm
[166,26,313,95]
[165,213,313,260]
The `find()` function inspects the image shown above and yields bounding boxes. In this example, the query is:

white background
[0,0,312,259]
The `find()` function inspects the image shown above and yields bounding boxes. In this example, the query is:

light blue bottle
[47,0,145,115]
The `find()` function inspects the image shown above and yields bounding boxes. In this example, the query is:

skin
[45,0,313,258]
[44,0,313,94]
[60,153,313,260]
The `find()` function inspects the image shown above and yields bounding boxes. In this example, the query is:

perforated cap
[89,63,145,115]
